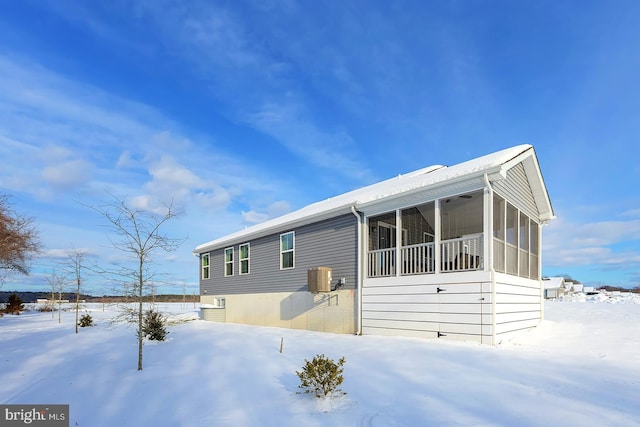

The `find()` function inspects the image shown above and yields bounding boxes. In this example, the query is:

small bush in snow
[142,310,168,341]
[78,313,94,327]
[296,354,346,398]
[4,293,24,315]
[38,304,54,312]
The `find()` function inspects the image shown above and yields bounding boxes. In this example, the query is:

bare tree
[65,249,87,334]
[0,195,39,289]
[91,197,183,371]
[46,270,68,324]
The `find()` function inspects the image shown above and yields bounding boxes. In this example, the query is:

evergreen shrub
[296,354,346,398]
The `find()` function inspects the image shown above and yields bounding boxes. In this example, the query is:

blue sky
[1,1,639,294]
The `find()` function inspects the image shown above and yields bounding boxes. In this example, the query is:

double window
[222,244,249,277]
[280,231,295,269]
[215,232,295,278]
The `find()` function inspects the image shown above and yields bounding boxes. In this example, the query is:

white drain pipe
[351,205,363,335]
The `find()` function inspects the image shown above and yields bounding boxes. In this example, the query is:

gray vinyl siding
[492,162,539,220]
[200,214,357,295]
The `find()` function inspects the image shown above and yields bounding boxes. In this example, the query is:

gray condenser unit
[307,266,332,293]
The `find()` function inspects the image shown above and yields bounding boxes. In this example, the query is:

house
[571,283,584,294]
[543,277,566,299]
[194,145,555,345]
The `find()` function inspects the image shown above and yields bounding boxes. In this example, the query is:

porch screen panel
[530,221,540,279]
[519,212,529,278]
[368,212,397,277]
[401,202,435,275]
[440,191,484,272]
[506,203,518,275]
[493,194,506,273]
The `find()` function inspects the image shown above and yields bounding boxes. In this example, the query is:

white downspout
[351,205,363,335]
[539,220,546,322]
[483,173,497,345]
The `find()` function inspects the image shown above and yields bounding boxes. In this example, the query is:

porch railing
[401,242,435,275]
[367,248,396,277]
[367,234,484,278]
[440,234,483,272]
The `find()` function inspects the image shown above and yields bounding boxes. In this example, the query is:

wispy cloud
[0,52,302,292]
[544,216,640,269]
[242,201,291,225]
[58,1,376,185]
[0,54,278,214]
[247,101,373,182]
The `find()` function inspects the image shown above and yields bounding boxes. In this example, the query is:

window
[201,253,210,280]
[280,232,295,269]
[224,247,233,276]
[239,243,250,275]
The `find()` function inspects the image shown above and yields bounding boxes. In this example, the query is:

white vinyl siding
[362,273,493,344]
[494,274,542,341]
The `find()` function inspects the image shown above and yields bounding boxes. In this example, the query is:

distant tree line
[0,291,199,304]
[598,285,640,294]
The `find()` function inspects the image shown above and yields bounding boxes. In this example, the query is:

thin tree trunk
[75,276,80,334]
[58,289,62,324]
[137,259,144,371]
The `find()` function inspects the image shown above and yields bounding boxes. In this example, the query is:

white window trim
[224,247,234,277]
[239,243,250,275]
[280,231,295,270]
[201,253,210,280]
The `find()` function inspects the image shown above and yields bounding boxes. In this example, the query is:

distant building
[543,277,566,299]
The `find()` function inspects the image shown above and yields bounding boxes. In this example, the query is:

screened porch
[367,190,484,278]
[366,189,541,280]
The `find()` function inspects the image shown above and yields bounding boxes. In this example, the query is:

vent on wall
[307,267,332,293]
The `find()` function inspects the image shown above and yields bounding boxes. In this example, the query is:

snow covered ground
[1,294,639,427]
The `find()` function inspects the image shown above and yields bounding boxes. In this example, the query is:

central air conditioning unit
[307,266,332,293]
